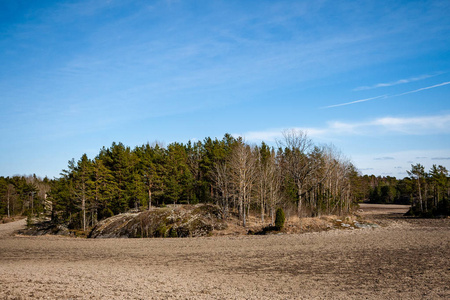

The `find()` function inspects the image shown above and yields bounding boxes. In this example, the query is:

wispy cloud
[372,114,450,134]
[321,95,387,109]
[374,157,395,160]
[235,127,327,143]
[352,149,450,177]
[238,113,450,143]
[432,157,450,160]
[353,74,437,91]
[325,81,450,109]
[393,81,450,97]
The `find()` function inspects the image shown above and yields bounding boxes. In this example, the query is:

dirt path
[0,218,26,238]
[358,203,410,215]
[0,206,448,299]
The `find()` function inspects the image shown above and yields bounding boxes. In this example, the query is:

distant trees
[0,175,50,219]
[429,164,449,210]
[407,163,449,216]
[2,133,448,231]
[363,164,450,216]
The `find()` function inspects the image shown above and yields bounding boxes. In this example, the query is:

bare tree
[267,149,282,225]
[229,138,256,227]
[278,129,313,217]
[5,184,16,218]
[212,161,231,218]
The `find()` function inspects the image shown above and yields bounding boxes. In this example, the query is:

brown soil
[1,204,449,299]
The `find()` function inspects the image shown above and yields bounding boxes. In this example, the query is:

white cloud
[238,113,450,144]
[353,74,437,91]
[372,114,450,134]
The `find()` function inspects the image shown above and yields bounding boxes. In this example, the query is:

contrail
[353,74,437,91]
[324,81,450,109]
[393,81,450,97]
[322,95,387,109]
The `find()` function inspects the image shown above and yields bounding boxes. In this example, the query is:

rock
[354,222,379,229]
[89,204,227,238]
[17,220,71,236]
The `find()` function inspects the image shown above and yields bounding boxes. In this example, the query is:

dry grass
[0,204,449,299]
[0,215,25,224]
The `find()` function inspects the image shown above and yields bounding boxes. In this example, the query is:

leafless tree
[278,129,313,217]
[5,184,16,218]
[212,160,231,218]
[229,138,256,227]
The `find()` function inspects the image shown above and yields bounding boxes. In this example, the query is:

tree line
[1,130,360,230]
[0,175,51,219]
[5,130,447,230]
[363,164,449,216]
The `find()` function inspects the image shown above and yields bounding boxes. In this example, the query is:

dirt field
[1,204,449,299]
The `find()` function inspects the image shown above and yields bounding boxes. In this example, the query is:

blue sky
[1,0,449,178]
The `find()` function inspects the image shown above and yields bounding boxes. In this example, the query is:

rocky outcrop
[17,220,70,236]
[88,204,227,238]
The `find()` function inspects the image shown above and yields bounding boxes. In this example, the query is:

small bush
[169,227,178,238]
[275,208,285,230]
[157,224,167,237]
[26,212,33,228]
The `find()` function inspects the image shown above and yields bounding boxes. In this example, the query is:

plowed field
[1,204,449,299]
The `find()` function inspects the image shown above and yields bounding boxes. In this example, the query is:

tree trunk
[148,187,152,210]
[417,178,423,212]
[30,193,34,215]
[271,207,275,225]
[7,195,10,218]
[297,187,303,218]
[82,196,86,231]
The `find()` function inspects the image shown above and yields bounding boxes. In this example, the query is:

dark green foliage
[26,212,33,228]
[99,208,114,220]
[0,175,50,218]
[68,212,83,230]
[169,227,178,238]
[436,198,450,216]
[275,208,285,230]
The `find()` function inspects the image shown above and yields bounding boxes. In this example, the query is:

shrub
[157,224,167,237]
[275,208,285,230]
[169,227,178,238]
[26,212,33,228]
